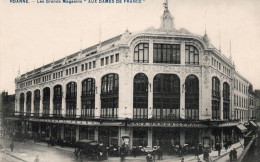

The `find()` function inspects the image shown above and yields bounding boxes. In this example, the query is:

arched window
[134,43,149,63]
[82,78,95,117]
[185,45,199,64]
[185,75,199,119]
[19,93,25,115]
[53,85,62,117]
[34,90,40,117]
[43,87,50,117]
[101,74,119,118]
[153,74,180,119]
[153,44,180,64]
[212,77,220,120]
[66,82,77,117]
[26,91,32,117]
[223,82,230,120]
[133,73,148,119]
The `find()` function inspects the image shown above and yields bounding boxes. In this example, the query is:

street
[0,137,244,162]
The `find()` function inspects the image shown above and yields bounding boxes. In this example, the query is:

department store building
[11,0,251,151]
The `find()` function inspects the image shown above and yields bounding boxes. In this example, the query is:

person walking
[232,148,237,160]
[10,141,14,152]
[157,146,163,160]
[229,149,233,161]
[216,142,221,156]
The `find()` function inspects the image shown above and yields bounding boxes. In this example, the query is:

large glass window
[185,45,199,64]
[81,78,95,118]
[153,44,180,64]
[66,82,77,118]
[133,73,148,119]
[34,90,40,117]
[43,87,50,117]
[212,77,220,120]
[185,75,199,120]
[153,74,180,119]
[101,74,119,118]
[223,82,230,120]
[53,85,62,117]
[134,43,149,63]
[26,91,32,117]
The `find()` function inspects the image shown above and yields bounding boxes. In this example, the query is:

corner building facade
[12,1,248,151]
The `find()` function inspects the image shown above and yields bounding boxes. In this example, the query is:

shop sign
[128,121,206,127]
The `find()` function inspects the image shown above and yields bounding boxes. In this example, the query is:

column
[148,76,153,119]
[95,77,101,118]
[76,81,81,118]
[119,67,133,119]
[180,41,185,65]
[39,90,43,117]
[16,95,20,115]
[24,94,26,115]
[94,127,98,141]
[180,129,185,146]
[49,87,53,117]
[180,78,185,119]
[148,128,153,147]
[220,83,223,120]
[149,40,153,64]
[76,125,80,142]
[31,91,34,116]
[62,84,66,117]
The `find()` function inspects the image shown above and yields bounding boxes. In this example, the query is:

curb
[211,145,243,162]
[1,150,28,162]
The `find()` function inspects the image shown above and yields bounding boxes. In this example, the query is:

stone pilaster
[39,90,43,117]
[76,80,81,118]
[62,84,66,117]
[49,87,53,117]
[31,92,34,116]
[95,76,101,118]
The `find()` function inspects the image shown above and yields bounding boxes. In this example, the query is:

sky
[0,0,260,94]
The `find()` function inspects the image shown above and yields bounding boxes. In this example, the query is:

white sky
[0,0,260,94]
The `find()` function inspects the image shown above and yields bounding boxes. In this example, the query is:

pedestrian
[10,141,14,152]
[132,145,137,157]
[181,157,184,162]
[120,143,127,162]
[232,148,237,160]
[157,146,163,160]
[146,152,153,162]
[34,155,40,162]
[194,146,199,158]
[203,149,209,162]
[229,149,233,161]
[216,142,221,156]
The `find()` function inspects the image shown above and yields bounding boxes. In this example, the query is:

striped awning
[236,124,248,133]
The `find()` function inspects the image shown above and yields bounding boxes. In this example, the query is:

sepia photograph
[0,0,260,161]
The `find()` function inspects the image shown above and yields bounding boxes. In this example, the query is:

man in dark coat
[10,141,14,152]
[216,142,221,156]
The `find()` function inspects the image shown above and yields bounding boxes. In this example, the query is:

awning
[257,122,260,127]
[249,121,257,127]
[236,124,248,133]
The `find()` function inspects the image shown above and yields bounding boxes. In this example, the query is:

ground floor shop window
[133,128,148,147]
[185,129,200,147]
[98,127,118,147]
[64,126,76,142]
[153,128,180,152]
